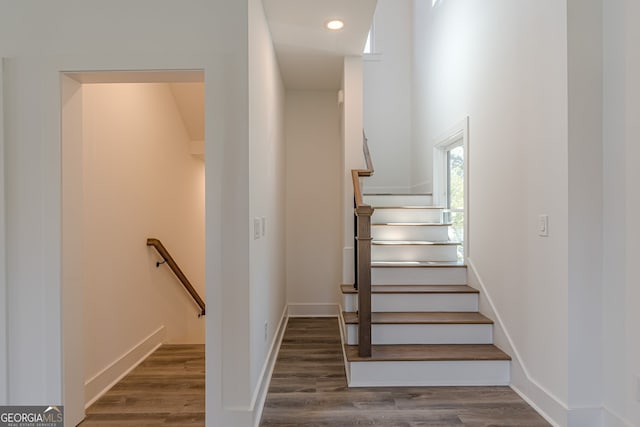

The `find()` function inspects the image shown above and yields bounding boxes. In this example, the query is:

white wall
[363,0,413,193]
[0,2,251,426]
[248,0,287,418]
[410,0,432,193]
[566,0,604,423]
[603,1,640,425]
[341,57,365,284]
[285,91,342,313]
[81,82,205,377]
[412,0,570,421]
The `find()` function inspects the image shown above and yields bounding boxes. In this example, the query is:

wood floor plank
[79,344,205,426]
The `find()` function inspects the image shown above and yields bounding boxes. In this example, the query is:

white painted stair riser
[345,323,493,345]
[364,194,433,206]
[371,266,468,285]
[372,224,450,242]
[342,293,478,313]
[347,360,510,387]
[372,208,443,224]
[371,244,459,262]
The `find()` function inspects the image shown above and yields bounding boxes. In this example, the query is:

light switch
[538,215,549,237]
[254,217,261,240]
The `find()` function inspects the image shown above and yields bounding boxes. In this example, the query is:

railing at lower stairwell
[352,132,374,357]
[147,238,206,317]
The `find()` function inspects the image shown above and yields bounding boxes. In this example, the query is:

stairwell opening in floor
[61,70,206,426]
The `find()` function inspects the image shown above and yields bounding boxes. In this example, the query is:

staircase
[340,193,511,387]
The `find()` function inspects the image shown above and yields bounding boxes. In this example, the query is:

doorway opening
[433,117,469,262]
[61,70,206,426]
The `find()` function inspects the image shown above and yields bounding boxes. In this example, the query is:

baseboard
[362,185,413,194]
[410,180,432,194]
[287,303,339,317]
[467,258,568,427]
[84,325,166,408]
[603,407,635,427]
[251,305,288,427]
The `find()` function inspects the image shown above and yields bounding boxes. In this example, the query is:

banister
[147,238,206,317]
[352,132,374,357]
[363,130,374,174]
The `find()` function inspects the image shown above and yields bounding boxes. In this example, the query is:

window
[433,117,469,261]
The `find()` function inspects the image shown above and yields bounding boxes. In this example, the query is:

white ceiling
[263,0,377,90]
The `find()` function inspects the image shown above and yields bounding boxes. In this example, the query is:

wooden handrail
[352,132,374,357]
[147,238,206,317]
[363,130,374,173]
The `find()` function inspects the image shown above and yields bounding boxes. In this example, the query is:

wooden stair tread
[372,222,452,226]
[345,344,511,362]
[342,311,493,325]
[340,284,478,294]
[372,261,465,268]
[373,206,445,210]
[372,240,461,246]
[364,193,433,196]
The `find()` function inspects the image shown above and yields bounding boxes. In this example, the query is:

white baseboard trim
[362,185,412,194]
[251,305,288,427]
[467,258,568,427]
[603,407,635,427]
[288,303,339,317]
[84,325,166,408]
[410,180,432,194]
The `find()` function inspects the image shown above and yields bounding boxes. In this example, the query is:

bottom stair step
[345,344,510,361]
[344,344,511,387]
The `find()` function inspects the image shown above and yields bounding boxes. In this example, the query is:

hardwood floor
[79,318,550,426]
[260,317,550,427]
[79,344,205,427]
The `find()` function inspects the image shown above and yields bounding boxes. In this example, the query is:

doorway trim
[433,117,469,259]
[0,60,8,404]
[61,69,208,425]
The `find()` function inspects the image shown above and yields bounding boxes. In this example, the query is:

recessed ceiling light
[326,20,345,31]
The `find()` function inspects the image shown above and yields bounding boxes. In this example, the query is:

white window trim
[433,116,469,259]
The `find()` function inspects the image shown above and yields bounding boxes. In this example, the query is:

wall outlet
[264,321,268,342]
